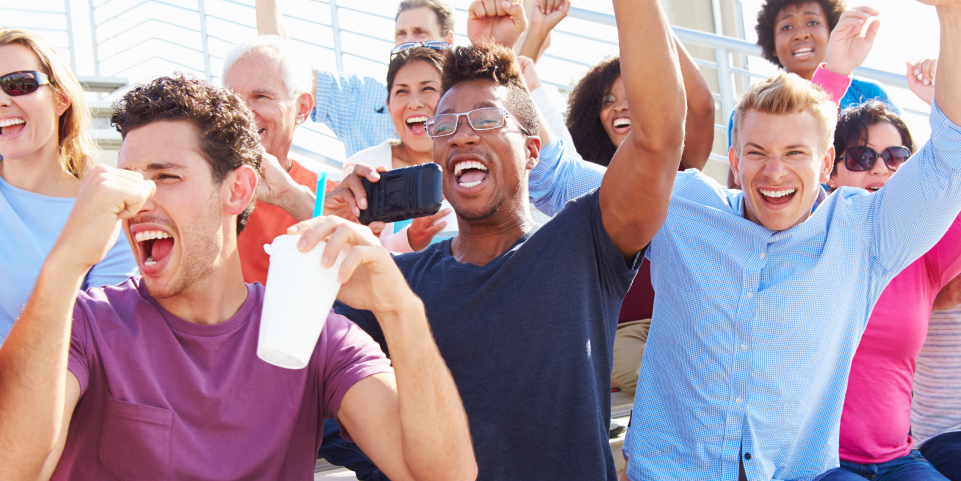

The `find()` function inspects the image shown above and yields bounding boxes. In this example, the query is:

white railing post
[716,46,735,136]
[88,0,100,76]
[329,0,344,72]
[64,0,78,72]
[197,0,213,81]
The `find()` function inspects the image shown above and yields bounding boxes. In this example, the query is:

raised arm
[0,166,155,479]
[518,0,570,62]
[600,0,685,258]
[932,0,961,122]
[675,36,715,171]
[291,217,475,481]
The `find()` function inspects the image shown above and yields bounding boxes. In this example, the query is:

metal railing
[2,1,931,170]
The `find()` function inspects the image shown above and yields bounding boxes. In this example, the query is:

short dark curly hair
[440,39,539,137]
[111,74,262,235]
[566,57,621,167]
[832,100,913,175]
[755,0,846,68]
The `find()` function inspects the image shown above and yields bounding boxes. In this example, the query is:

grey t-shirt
[335,189,642,480]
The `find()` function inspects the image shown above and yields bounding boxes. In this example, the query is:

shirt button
[747,291,754,299]
[741,344,747,351]
[736,397,743,405]
[744,453,752,460]
[759,252,766,259]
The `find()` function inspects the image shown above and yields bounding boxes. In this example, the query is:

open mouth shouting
[758,187,797,206]
[452,159,490,190]
[406,115,429,135]
[132,227,176,275]
[0,117,26,137]
[612,115,632,134]
[865,182,885,192]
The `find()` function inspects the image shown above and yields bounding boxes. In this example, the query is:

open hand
[531,0,570,31]
[288,216,416,316]
[906,58,937,105]
[467,0,528,49]
[407,208,452,251]
[55,165,156,271]
[825,6,881,76]
[256,152,294,206]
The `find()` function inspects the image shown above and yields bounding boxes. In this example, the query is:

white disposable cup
[435,199,459,236]
[258,234,344,369]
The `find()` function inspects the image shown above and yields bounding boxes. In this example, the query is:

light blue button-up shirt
[529,102,961,480]
[311,70,397,158]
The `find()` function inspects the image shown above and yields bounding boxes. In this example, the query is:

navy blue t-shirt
[335,189,642,480]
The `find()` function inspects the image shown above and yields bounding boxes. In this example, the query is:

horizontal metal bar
[541,79,573,92]
[551,27,618,46]
[337,28,394,45]
[78,76,128,92]
[336,4,395,21]
[710,153,730,164]
[541,53,595,68]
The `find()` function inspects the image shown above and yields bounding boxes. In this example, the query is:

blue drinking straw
[313,172,327,218]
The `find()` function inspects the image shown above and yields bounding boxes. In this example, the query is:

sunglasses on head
[1,71,51,97]
[390,41,451,59]
[838,145,911,172]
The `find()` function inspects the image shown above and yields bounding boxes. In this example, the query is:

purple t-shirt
[56,277,392,480]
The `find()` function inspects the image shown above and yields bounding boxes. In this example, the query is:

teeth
[760,188,796,198]
[459,180,481,188]
[613,118,631,128]
[144,257,156,266]
[406,116,428,124]
[0,118,25,128]
[793,48,813,55]
[453,160,489,178]
[134,230,172,243]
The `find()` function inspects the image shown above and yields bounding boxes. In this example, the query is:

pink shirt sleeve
[381,226,414,253]
[923,212,961,288]
[811,63,853,106]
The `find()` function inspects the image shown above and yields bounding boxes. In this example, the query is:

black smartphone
[358,163,444,225]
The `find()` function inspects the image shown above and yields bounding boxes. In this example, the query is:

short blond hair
[731,71,837,156]
[0,29,95,178]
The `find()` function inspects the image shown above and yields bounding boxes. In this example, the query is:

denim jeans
[317,418,390,481]
[819,450,949,481]
[920,431,961,481]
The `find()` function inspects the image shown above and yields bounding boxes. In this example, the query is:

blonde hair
[0,29,95,178]
[731,71,837,156]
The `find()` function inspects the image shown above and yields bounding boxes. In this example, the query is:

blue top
[311,70,397,158]
[726,77,897,147]
[335,189,641,480]
[529,102,961,480]
[0,176,138,344]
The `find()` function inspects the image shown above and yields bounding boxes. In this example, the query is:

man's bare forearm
[375,298,476,481]
[0,253,85,479]
[676,36,715,171]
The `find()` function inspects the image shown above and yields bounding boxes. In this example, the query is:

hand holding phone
[358,163,444,225]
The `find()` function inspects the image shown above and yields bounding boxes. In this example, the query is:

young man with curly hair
[331,0,687,476]
[0,75,476,481]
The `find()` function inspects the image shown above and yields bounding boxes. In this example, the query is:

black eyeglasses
[390,41,451,59]
[0,71,51,97]
[425,107,531,138]
[839,145,911,172]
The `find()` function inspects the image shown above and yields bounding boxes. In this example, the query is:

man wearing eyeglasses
[329,0,686,478]
[256,0,455,158]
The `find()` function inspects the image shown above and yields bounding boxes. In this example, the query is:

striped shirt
[528,101,961,480]
[311,70,396,158]
[912,307,961,446]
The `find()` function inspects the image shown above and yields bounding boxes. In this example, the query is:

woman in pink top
[822,85,961,478]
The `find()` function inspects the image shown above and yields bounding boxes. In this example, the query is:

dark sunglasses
[0,71,51,97]
[839,145,911,172]
[390,41,451,59]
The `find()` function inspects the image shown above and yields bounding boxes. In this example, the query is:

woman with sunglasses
[344,45,456,253]
[0,29,137,344]
[823,94,961,479]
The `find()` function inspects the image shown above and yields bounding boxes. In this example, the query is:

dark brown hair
[110,74,262,235]
[755,0,846,68]
[566,57,621,167]
[396,0,454,37]
[832,100,913,174]
[440,40,538,136]
[386,46,445,103]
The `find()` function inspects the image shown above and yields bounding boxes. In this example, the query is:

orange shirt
[238,160,318,286]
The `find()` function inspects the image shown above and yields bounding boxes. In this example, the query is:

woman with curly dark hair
[565,35,716,169]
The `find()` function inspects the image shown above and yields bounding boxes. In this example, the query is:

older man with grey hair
[222,34,321,287]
